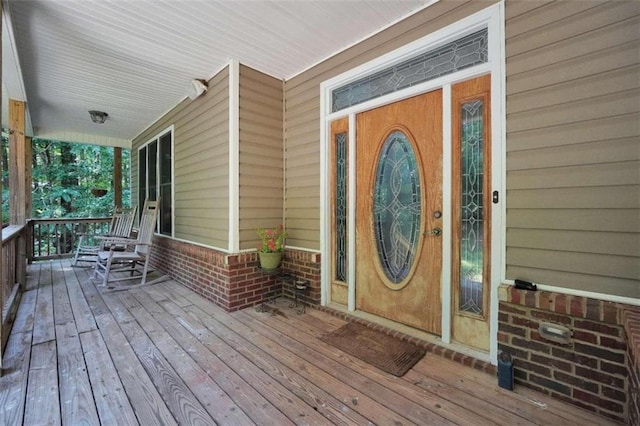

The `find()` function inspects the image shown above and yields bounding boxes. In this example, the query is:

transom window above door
[331,28,488,112]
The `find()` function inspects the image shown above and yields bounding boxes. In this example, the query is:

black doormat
[321,322,426,377]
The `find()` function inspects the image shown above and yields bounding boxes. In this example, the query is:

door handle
[424,227,442,237]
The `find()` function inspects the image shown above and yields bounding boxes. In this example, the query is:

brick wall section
[148,236,320,312]
[498,284,634,423]
[281,250,321,305]
[625,308,640,425]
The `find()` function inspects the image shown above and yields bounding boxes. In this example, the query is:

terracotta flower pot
[258,251,283,270]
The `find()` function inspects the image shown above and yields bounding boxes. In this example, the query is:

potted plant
[91,186,108,197]
[91,166,110,197]
[256,224,287,270]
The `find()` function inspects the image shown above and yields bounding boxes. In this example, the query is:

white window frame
[319,2,506,364]
[137,125,175,237]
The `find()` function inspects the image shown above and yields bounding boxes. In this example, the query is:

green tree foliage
[1,134,130,224]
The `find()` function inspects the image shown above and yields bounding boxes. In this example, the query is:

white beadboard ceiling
[2,0,432,147]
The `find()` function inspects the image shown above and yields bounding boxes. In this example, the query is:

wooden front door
[355,90,443,334]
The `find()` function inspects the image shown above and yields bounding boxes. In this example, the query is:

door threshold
[322,302,495,373]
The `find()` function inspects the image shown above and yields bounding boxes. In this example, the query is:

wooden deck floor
[0,260,618,425]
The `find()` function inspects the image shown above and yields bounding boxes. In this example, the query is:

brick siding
[498,284,636,423]
[281,250,321,305]
[148,236,321,311]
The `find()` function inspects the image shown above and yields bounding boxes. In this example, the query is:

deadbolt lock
[424,227,442,237]
[433,211,442,219]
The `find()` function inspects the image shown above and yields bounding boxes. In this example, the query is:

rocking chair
[72,205,137,267]
[91,200,160,288]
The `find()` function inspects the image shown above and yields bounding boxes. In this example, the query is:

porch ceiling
[1,0,431,148]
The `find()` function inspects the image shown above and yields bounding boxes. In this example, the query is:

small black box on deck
[498,352,514,391]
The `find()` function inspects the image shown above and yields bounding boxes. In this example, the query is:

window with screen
[138,128,173,236]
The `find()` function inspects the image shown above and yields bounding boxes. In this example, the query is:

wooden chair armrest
[96,236,139,245]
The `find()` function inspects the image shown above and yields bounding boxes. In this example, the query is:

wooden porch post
[25,136,32,218]
[114,146,122,208]
[9,99,27,225]
[8,99,27,297]
[25,136,32,264]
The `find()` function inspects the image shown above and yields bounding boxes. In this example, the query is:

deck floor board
[32,262,55,345]
[0,260,620,425]
[238,309,456,425]
[62,261,97,334]
[241,308,512,425]
[80,329,140,425]
[113,290,252,425]
[144,299,295,425]
[24,340,60,425]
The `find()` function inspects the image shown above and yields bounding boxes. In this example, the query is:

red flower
[256,224,287,253]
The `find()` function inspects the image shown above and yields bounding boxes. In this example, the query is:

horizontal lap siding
[238,65,284,250]
[284,0,495,250]
[505,0,640,298]
[132,67,230,249]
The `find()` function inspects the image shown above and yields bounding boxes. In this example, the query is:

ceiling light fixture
[187,79,208,100]
[89,110,109,124]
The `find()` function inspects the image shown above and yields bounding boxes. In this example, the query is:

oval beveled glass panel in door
[373,130,422,285]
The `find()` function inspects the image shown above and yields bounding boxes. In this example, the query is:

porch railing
[1,224,27,369]
[27,218,112,262]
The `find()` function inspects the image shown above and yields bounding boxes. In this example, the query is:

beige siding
[284,0,496,249]
[132,66,230,249]
[505,0,640,297]
[238,65,284,250]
